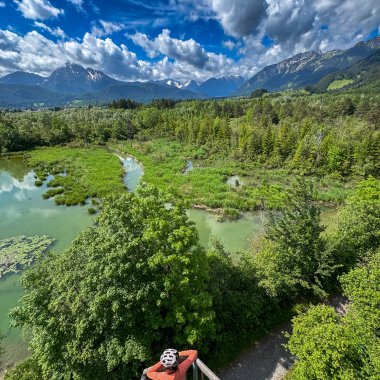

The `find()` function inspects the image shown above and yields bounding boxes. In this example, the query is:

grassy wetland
[28,147,125,207]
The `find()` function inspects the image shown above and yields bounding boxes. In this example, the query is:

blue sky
[0,0,379,81]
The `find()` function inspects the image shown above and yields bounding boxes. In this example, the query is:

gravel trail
[218,322,295,380]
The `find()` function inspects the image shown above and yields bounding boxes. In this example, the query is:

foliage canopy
[288,249,380,379]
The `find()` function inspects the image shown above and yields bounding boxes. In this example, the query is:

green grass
[116,139,355,212]
[28,147,125,206]
[116,140,288,211]
[327,79,353,90]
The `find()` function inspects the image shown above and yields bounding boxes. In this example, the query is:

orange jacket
[147,350,198,380]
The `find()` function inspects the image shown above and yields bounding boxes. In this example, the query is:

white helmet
[160,349,179,370]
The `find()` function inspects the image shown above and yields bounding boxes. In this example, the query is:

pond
[123,156,269,252]
[0,158,93,373]
[119,156,144,192]
[226,175,244,187]
[182,160,193,175]
[120,156,268,253]
[188,208,266,252]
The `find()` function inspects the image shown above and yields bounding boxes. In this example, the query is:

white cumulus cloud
[0,29,150,80]
[91,20,125,37]
[2,0,380,83]
[67,0,82,6]
[34,21,66,39]
[14,0,64,20]
[209,0,267,38]
[0,27,242,82]
[130,29,215,69]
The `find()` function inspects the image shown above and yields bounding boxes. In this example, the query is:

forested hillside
[237,37,380,94]
[310,49,380,92]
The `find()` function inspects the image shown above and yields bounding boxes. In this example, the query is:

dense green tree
[108,98,140,109]
[287,249,380,379]
[250,88,268,98]
[254,179,335,299]
[11,186,214,380]
[150,99,178,109]
[288,305,358,379]
[340,251,380,377]
[331,176,380,270]
[0,330,3,361]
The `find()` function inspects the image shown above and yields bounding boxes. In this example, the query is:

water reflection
[0,171,37,195]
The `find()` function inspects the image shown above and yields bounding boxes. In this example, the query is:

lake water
[226,175,244,187]
[0,158,93,373]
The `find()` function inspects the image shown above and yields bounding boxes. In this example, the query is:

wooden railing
[192,358,220,380]
[142,358,220,380]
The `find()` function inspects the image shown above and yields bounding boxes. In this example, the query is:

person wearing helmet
[146,348,198,380]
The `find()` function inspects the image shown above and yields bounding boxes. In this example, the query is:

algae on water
[0,235,54,278]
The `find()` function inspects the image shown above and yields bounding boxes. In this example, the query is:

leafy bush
[4,358,43,380]
[287,249,380,379]
[330,176,380,270]
[223,208,240,220]
[205,239,280,367]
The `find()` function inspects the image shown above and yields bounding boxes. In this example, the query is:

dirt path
[218,322,295,380]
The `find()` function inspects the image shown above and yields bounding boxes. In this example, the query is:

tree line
[1,91,379,177]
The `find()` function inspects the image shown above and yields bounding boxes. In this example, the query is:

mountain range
[311,48,380,93]
[0,64,205,107]
[0,36,379,108]
[153,75,245,97]
[184,76,245,97]
[237,36,380,95]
